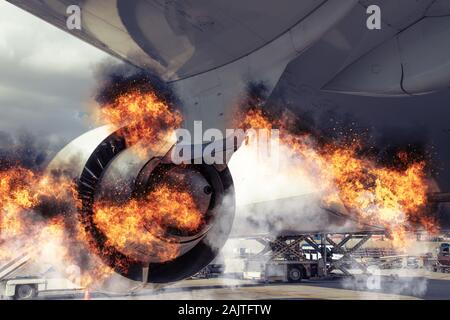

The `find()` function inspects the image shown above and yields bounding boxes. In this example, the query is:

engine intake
[48,126,234,288]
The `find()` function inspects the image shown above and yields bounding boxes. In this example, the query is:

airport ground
[38,269,450,300]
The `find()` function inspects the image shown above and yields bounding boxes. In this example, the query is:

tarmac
[43,269,450,300]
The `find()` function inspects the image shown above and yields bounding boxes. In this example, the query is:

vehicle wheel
[14,285,37,300]
[287,266,302,283]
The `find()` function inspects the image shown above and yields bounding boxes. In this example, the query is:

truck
[0,276,82,300]
[242,244,333,283]
[243,258,325,283]
[243,259,324,283]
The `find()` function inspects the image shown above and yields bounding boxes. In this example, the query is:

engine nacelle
[48,126,234,289]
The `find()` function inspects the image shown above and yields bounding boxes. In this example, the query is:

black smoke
[244,81,434,172]
[0,130,53,171]
[93,61,179,109]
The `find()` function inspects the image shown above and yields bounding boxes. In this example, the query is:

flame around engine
[237,108,437,248]
[93,184,205,264]
[1,73,436,289]
[0,86,211,289]
[93,90,182,152]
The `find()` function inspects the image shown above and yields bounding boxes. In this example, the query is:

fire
[87,88,204,266]
[0,168,73,242]
[240,108,275,131]
[0,167,113,287]
[239,108,437,248]
[94,90,182,150]
[319,145,434,246]
[93,184,204,263]
[0,71,437,288]
[148,185,205,233]
[0,84,194,288]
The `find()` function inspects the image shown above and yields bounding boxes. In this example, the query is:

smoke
[341,267,429,299]
[269,81,436,172]
[0,83,125,290]
[93,61,179,109]
[228,82,359,238]
[212,83,326,284]
[0,130,75,222]
[0,130,60,171]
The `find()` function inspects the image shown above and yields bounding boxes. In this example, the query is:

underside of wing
[323,0,450,96]
[6,0,327,81]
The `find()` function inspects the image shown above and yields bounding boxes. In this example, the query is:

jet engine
[48,125,234,289]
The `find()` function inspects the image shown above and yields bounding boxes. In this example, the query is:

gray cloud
[0,1,113,143]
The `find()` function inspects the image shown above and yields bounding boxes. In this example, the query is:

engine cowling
[47,125,234,290]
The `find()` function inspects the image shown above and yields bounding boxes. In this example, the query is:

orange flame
[239,109,437,248]
[94,90,182,150]
[0,167,113,287]
[93,184,204,263]
[0,87,192,287]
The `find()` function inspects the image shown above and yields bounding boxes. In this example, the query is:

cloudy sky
[0,1,111,145]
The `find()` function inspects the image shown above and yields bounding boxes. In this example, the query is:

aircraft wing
[6,0,339,82]
[7,0,362,133]
[8,0,450,97]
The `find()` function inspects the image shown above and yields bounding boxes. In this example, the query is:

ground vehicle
[264,260,323,283]
[243,258,324,283]
[438,243,450,265]
[0,253,83,300]
[434,243,450,273]
[0,276,82,300]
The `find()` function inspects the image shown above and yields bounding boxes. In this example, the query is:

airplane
[6,0,450,290]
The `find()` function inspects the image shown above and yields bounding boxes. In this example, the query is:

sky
[0,1,110,145]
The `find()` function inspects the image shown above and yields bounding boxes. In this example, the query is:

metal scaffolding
[246,231,385,277]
